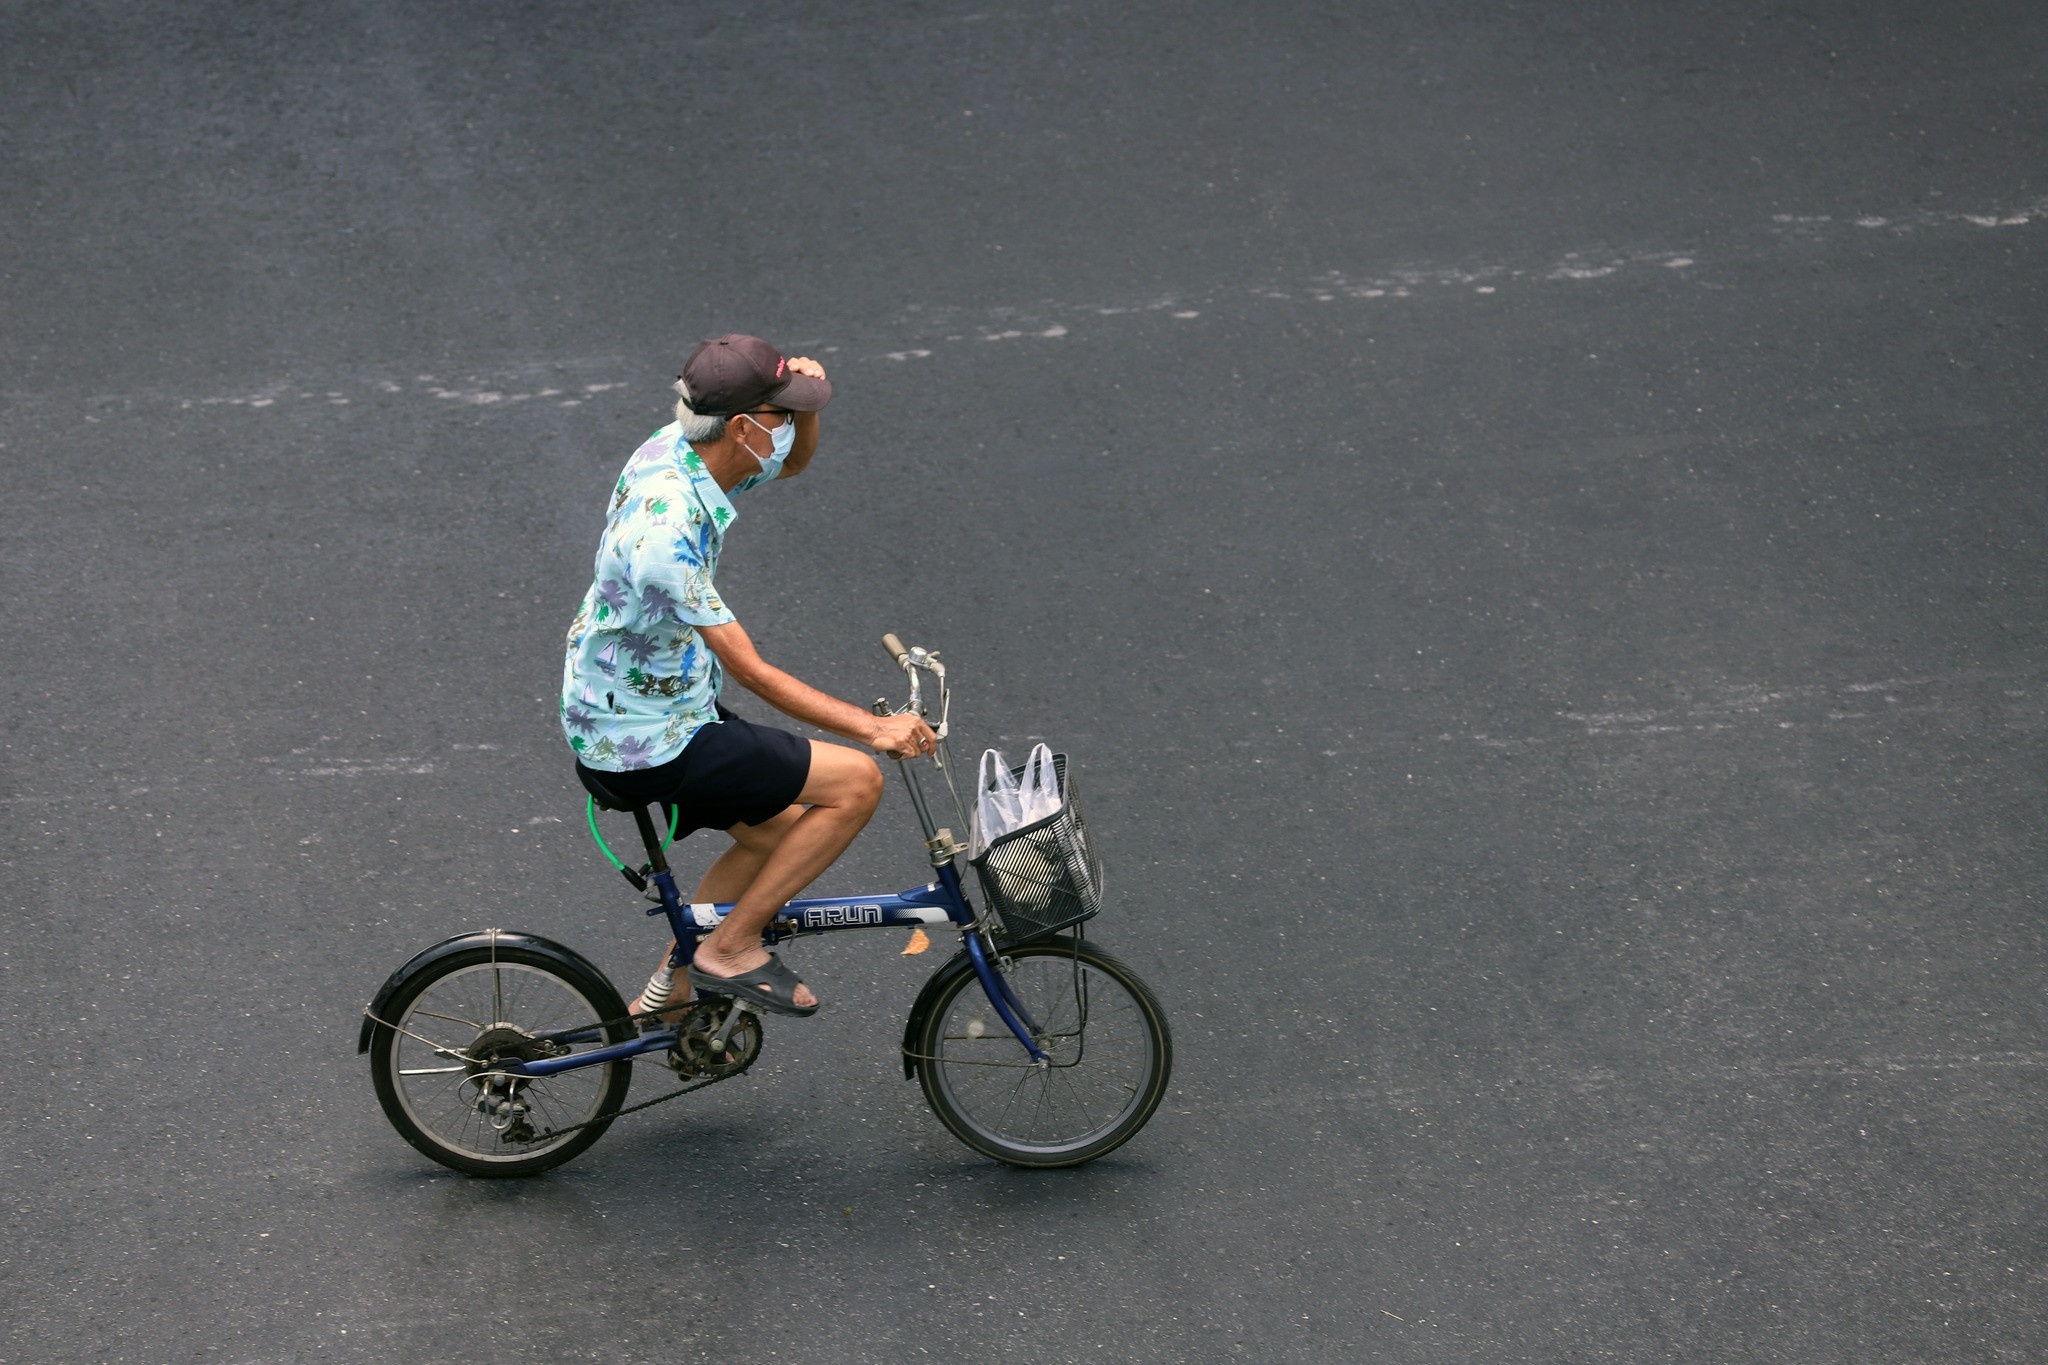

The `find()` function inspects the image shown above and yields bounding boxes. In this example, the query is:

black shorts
[575,703,812,836]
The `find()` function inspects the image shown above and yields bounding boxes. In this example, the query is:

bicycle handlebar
[874,631,968,832]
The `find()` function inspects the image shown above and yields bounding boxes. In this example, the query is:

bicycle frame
[498,645,1052,1083]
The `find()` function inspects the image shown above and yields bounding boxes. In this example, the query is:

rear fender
[357,930,606,1053]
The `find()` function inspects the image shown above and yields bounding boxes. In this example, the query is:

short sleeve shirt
[559,425,774,769]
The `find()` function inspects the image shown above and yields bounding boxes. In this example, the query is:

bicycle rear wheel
[366,942,633,1177]
[913,939,1170,1168]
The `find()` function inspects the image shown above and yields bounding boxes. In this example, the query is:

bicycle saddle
[573,762,639,812]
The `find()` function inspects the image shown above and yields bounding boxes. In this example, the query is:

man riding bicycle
[560,334,935,1017]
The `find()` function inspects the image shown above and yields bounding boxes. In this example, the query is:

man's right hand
[869,712,939,759]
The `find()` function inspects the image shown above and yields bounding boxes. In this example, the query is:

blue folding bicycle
[361,635,1172,1177]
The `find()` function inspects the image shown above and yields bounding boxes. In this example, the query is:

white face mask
[745,413,797,479]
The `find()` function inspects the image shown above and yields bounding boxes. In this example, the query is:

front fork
[944,864,1050,1065]
[880,724,1052,1066]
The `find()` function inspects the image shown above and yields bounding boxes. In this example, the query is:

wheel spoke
[1029,1067,1056,1139]
[996,1064,1037,1131]
[1051,1061,1098,1131]
[409,1008,484,1030]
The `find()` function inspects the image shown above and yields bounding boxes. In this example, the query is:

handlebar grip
[881,632,908,663]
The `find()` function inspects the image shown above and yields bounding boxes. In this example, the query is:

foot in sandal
[689,945,819,1016]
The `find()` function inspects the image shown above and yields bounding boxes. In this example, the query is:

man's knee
[804,742,884,812]
[847,752,884,810]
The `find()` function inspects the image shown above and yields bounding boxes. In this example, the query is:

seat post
[629,805,695,967]
[630,804,672,877]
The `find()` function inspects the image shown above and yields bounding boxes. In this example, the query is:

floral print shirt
[559,425,773,770]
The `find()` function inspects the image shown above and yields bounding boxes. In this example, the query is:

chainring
[666,997,764,1079]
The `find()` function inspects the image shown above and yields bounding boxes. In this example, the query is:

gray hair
[673,377,732,444]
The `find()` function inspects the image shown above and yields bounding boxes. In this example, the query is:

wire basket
[969,752,1105,944]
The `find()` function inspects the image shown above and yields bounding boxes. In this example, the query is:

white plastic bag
[969,748,1026,860]
[1015,743,1063,826]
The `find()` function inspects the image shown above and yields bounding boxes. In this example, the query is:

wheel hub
[464,1025,569,1142]
[468,1024,565,1066]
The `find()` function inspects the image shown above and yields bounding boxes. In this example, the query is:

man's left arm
[778,356,826,479]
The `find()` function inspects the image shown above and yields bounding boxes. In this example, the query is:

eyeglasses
[744,408,794,428]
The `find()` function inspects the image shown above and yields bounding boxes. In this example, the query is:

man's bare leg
[633,806,803,1017]
[690,742,884,1009]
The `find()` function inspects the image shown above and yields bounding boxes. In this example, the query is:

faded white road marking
[1441,670,2041,747]
[253,740,513,777]
[286,759,436,777]
[78,192,2048,408]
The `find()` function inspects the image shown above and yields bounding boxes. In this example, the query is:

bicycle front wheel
[367,943,633,1177]
[913,939,1171,1168]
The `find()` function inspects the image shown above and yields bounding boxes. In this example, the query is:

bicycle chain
[530,1067,734,1141]
[530,1001,762,1140]
[361,1001,752,1142]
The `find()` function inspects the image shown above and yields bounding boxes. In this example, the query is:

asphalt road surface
[3,3,2044,1361]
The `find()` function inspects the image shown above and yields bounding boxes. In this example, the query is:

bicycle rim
[923,944,1166,1164]
[385,961,620,1167]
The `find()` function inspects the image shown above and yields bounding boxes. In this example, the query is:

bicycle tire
[913,939,1171,1168]
[367,942,633,1177]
